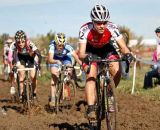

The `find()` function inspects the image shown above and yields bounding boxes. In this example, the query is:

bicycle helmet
[90,5,110,22]
[155,27,160,33]
[55,33,66,45]
[6,38,13,44]
[15,30,26,42]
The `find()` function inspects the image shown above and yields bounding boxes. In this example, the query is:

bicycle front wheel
[105,77,117,130]
[57,81,76,110]
[23,82,33,113]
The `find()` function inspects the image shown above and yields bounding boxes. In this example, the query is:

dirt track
[0,77,160,130]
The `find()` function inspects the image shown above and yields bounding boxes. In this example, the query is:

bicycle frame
[87,57,123,130]
[14,66,35,113]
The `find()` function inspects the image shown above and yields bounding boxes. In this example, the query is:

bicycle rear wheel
[105,77,117,130]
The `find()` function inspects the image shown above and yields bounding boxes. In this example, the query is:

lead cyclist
[78,5,134,120]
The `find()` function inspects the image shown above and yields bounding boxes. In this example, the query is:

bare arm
[48,53,59,64]
[116,37,131,54]
[72,50,82,65]
[78,42,87,59]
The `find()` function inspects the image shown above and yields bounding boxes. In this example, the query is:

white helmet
[6,38,13,44]
[90,5,110,22]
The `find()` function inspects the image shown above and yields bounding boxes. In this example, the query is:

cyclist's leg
[30,67,37,98]
[107,54,121,112]
[17,64,25,100]
[49,64,59,107]
[109,61,121,87]
[84,63,97,119]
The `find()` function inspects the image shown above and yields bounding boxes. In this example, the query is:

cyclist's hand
[83,54,93,65]
[35,63,41,71]
[122,53,135,64]
[12,66,17,73]
[56,60,62,65]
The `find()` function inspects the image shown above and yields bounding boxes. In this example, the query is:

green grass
[38,63,160,101]
[118,65,160,101]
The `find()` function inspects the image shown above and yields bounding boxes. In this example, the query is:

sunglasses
[93,21,108,25]
[16,39,26,44]
[57,44,64,47]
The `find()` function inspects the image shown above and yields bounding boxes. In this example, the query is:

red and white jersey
[78,22,122,48]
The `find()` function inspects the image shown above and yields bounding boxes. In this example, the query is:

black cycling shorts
[86,42,119,59]
[18,53,34,67]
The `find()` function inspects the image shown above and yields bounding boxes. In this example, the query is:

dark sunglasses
[93,21,108,25]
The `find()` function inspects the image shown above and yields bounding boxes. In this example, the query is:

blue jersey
[49,40,74,59]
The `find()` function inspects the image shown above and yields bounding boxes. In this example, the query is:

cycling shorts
[17,53,34,68]
[83,43,119,68]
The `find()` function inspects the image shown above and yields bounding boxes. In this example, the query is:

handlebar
[13,67,36,79]
[57,65,82,77]
[84,55,129,74]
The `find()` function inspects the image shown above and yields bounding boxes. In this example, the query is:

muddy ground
[0,77,160,130]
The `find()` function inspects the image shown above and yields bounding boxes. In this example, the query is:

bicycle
[13,63,40,114]
[86,55,126,130]
[53,64,82,113]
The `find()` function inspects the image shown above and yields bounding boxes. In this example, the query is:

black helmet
[155,27,160,33]
[15,30,26,42]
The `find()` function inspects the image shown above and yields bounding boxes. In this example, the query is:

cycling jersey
[8,40,38,66]
[79,22,122,58]
[79,22,123,48]
[3,44,10,60]
[49,40,74,59]
[156,38,160,56]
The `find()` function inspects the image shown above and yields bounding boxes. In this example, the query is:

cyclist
[48,33,82,107]
[3,38,13,81]
[8,30,41,101]
[78,5,133,119]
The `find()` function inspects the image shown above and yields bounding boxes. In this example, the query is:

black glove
[122,53,135,64]
[12,66,17,73]
[122,53,135,73]
[83,55,93,65]
[35,63,41,71]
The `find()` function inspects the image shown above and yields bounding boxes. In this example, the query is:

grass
[118,64,160,101]
[38,62,160,101]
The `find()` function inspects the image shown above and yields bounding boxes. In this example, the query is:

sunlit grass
[118,64,160,101]
[38,63,160,101]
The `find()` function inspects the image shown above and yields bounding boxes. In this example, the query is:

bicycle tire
[55,80,63,113]
[56,81,76,112]
[23,80,33,113]
[63,81,76,109]
[105,77,117,130]
[94,76,105,130]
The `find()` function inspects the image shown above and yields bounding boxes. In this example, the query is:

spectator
[143,27,160,89]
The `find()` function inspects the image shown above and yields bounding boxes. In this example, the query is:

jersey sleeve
[29,41,38,51]
[65,44,74,54]
[107,22,123,40]
[48,40,55,54]
[8,42,16,63]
